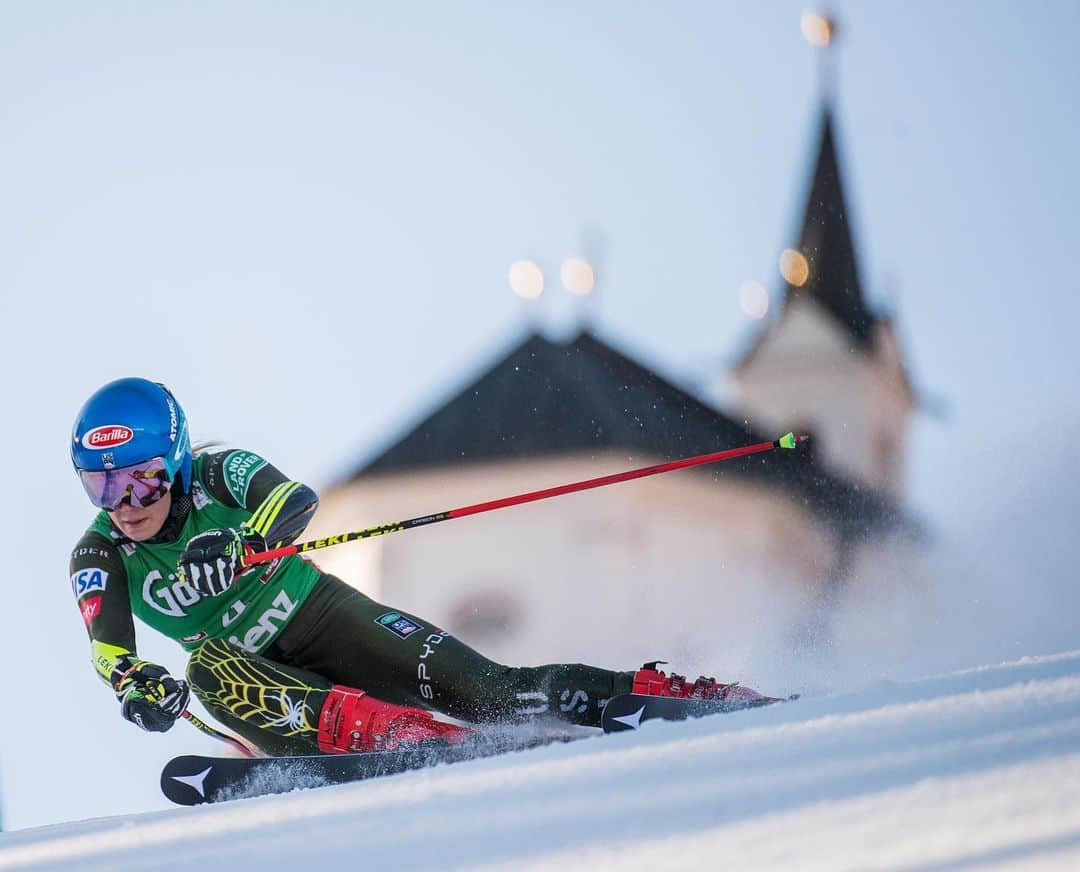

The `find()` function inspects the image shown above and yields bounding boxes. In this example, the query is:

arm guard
[244,480,319,548]
[92,640,139,689]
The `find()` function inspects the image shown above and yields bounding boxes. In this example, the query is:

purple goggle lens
[79,457,173,510]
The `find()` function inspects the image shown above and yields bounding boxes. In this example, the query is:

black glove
[115,660,190,733]
[178,526,266,597]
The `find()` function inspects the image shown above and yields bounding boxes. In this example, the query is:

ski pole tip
[777,432,810,450]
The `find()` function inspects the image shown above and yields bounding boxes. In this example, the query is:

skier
[70,377,767,756]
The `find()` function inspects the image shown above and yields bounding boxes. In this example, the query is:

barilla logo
[82,425,133,450]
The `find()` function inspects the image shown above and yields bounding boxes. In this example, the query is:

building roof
[787,107,877,346]
[346,329,910,539]
[736,106,884,374]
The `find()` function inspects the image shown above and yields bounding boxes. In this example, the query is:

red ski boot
[318,685,474,754]
[631,661,778,705]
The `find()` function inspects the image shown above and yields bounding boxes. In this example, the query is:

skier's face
[109,489,172,541]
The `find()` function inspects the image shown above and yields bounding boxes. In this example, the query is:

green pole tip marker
[777,432,810,450]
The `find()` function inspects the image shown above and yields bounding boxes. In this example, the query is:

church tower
[733,106,916,498]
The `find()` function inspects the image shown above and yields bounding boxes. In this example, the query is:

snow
[2,650,1079,870]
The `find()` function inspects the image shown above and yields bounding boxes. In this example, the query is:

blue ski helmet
[71,378,192,495]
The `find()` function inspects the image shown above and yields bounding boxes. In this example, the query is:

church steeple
[732,15,918,498]
[786,107,876,348]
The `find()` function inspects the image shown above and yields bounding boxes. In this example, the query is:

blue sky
[1,1,1078,829]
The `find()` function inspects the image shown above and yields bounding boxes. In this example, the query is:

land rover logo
[374,611,424,640]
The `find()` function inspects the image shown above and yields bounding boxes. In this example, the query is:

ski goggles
[78,456,173,510]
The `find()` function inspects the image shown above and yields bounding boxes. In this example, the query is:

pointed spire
[787,107,876,346]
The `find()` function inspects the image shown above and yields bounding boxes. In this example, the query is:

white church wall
[736,301,914,496]
[298,486,386,600]
[737,301,873,483]
[306,454,837,677]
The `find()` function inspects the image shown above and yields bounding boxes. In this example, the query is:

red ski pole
[245,433,807,566]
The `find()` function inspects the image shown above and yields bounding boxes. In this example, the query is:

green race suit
[70,449,320,687]
[71,448,633,753]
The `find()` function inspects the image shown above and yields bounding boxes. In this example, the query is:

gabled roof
[346,329,909,539]
[787,107,877,346]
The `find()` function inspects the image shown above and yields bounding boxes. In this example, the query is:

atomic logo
[611,706,647,730]
[170,766,213,799]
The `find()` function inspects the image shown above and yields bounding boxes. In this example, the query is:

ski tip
[777,432,809,450]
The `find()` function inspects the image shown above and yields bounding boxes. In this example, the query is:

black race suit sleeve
[70,532,138,687]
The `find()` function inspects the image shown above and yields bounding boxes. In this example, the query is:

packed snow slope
[2,650,1079,871]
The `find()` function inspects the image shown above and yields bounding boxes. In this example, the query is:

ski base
[601,691,797,733]
[161,732,574,805]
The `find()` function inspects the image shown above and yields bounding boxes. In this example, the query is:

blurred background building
[301,84,926,671]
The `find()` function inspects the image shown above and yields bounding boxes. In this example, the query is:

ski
[163,693,800,804]
[161,732,578,805]
[601,691,797,733]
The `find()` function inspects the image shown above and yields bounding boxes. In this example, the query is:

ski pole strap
[246,433,807,566]
[182,710,259,758]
